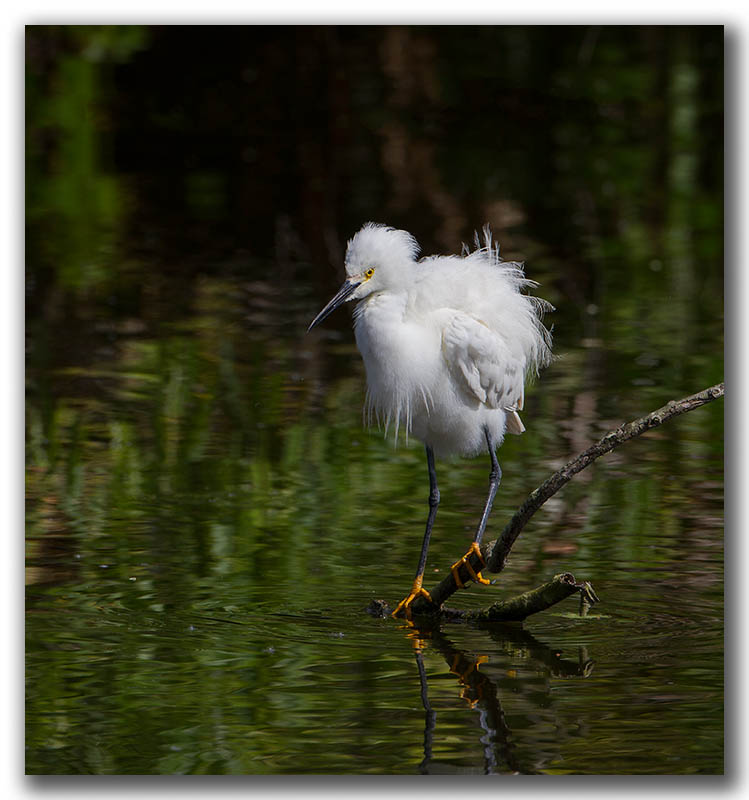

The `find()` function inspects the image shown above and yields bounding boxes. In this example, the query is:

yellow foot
[449,654,490,708]
[392,576,433,619]
[450,542,491,589]
[450,653,489,679]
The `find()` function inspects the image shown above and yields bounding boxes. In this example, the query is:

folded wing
[441,311,527,433]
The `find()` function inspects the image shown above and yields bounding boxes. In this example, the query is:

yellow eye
[365,268,375,280]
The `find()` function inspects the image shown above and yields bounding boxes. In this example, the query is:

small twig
[403,382,724,616]
[578,582,599,617]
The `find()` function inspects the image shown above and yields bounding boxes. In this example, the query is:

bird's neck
[354,290,409,326]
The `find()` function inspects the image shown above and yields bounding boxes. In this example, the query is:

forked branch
[401,382,724,617]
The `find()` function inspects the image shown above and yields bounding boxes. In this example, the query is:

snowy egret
[308,223,553,617]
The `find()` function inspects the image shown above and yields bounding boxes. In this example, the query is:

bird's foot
[452,655,490,708]
[450,542,491,589]
[391,575,433,619]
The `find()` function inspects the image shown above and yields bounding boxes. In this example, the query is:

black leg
[473,428,502,547]
[415,445,440,579]
[449,428,500,589]
[392,445,439,617]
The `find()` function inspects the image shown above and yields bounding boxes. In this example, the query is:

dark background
[26,25,723,318]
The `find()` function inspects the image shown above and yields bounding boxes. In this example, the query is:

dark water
[26,25,723,775]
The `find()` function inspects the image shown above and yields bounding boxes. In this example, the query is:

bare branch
[445,573,595,623]
[488,381,725,572]
[402,382,724,617]
[371,573,599,622]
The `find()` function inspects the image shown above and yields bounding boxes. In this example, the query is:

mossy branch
[442,573,599,623]
[371,572,599,622]
[399,382,724,618]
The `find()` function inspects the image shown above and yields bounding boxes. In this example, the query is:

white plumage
[345,223,552,457]
[308,222,553,617]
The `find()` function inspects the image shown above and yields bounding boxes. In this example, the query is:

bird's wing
[441,312,526,414]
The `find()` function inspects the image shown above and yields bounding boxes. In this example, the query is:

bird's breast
[354,298,442,424]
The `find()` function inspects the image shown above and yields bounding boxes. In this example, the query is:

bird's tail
[505,409,526,435]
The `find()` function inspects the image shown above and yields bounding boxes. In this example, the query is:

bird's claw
[450,542,491,589]
[392,576,433,619]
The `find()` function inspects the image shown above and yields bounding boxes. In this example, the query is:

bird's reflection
[399,620,594,774]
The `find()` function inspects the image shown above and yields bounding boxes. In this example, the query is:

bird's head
[308,223,419,331]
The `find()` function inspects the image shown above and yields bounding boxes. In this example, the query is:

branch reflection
[401,621,594,774]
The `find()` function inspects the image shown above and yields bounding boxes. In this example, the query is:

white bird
[308,223,553,617]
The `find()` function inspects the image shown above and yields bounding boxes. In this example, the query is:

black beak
[307,279,361,331]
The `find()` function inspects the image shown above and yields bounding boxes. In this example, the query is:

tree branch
[370,573,599,622]
[403,382,724,617]
[443,573,598,623]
